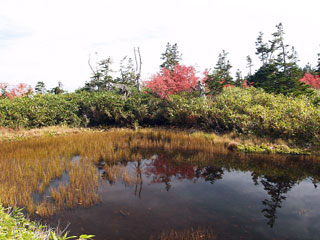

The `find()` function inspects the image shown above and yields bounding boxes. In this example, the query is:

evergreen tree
[246,55,253,77]
[302,63,315,74]
[160,42,182,71]
[235,69,244,87]
[83,57,114,92]
[51,81,65,94]
[116,56,137,86]
[316,52,320,75]
[249,23,309,95]
[35,81,46,94]
[206,50,233,95]
[255,32,271,65]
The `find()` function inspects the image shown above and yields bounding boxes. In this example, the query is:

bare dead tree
[88,55,96,75]
[134,47,142,92]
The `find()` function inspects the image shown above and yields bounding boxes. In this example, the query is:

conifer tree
[83,57,114,92]
[316,52,320,75]
[160,43,182,71]
[35,81,47,94]
[235,69,244,87]
[51,81,65,94]
[249,23,309,95]
[206,50,233,95]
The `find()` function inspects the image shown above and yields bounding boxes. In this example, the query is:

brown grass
[150,227,216,240]
[0,128,318,217]
[0,126,95,142]
[104,165,136,185]
[0,128,231,217]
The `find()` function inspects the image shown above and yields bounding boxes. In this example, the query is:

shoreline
[0,126,318,155]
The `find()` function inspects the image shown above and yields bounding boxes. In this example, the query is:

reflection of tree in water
[259,175,297,228]
[251,172,259,186]
[195,166,224,184]
[134,160,143,198]
[101,152,319,229]
[144,154,224,191]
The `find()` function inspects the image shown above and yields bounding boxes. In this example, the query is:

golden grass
[104,165,136,185]
[0,128,231,217]
[0,126,95,142]
[0,128,318,217]
[150,227,216,240]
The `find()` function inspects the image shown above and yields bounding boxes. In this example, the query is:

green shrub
[0,88,319,145]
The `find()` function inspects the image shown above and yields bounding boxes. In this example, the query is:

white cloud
[0,0,320,91]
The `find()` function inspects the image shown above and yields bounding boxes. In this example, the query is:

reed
[0,126,94,142]
[104,164,136,185]
[0,128,318,217]
[150,227,216,240]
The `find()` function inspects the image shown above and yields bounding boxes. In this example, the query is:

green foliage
[0,205,94,239]
[116,56,137,86]
[311,89,320,106]
[50,232,94,240]
[165,87,320,145]
[234,69,244,87]
[248,64,310,95]
[50,82,65,95]
[0,88,319,145]
[35,81,47,95]
[160,42,182,71]
[212,87,320,144]
[0,206,42,239]
[237,144,309,155]
[82,57,114,92]
[250,23,311,96]
[206,50,233,95]
[0,94,81,128]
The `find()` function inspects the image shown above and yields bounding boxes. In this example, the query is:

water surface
[44,153,320,240]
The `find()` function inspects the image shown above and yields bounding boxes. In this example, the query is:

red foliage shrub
[145,64,205,98]
[242,79,249,88]
[299,73,320,89]
[0,83,33,99]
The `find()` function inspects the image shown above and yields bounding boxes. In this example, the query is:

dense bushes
[0,88,319,145]
[214,88,319,144]
[0,94,81,128]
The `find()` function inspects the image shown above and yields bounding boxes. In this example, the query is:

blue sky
[1,0,320,91]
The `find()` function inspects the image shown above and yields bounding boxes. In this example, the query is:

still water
[43,153,320,240]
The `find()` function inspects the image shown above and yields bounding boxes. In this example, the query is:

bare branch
[134,47,142,91]
[88,54,96,75]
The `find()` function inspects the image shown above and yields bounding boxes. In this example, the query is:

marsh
[0,129,319,239]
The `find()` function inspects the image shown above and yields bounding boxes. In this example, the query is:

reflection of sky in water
[46,157,320,240]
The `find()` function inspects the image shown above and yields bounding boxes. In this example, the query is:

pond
[43,154,320,240]
[0,130,319,239]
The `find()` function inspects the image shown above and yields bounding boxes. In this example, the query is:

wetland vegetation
[0,23,320,239]
[0,129,320,239]
[0,87,319,154]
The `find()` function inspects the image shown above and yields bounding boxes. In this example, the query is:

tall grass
[0,129,318,217]
[0,129,229,217]
[150,227,216,240]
